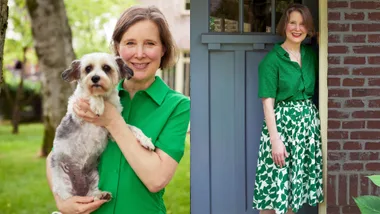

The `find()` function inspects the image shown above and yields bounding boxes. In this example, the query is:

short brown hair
[276,3,315,37]
[111,5,178,69]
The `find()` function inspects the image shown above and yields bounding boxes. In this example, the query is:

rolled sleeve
[258,60,278,99]
[155,99,190,163]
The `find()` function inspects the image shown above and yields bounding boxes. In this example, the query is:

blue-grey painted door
[190,1,318,214]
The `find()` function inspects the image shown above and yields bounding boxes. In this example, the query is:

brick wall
[327,1,380,213]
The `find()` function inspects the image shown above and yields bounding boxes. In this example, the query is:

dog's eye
[103,65,111,73]
[85,65,92,73]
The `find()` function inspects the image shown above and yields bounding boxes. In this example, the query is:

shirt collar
[117,76,170,106]
[274,42,306,58]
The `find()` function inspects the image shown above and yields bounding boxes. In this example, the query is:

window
[209,0,302,33]
[185,0,190,10]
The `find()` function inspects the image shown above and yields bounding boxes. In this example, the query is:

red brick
[329,56,341,64]
[329,12,340,20]
[329,46,349,54]
[349,174,359,205]
[360,174,369,195]
[352,89,380,97]
[367,121,380,129]
[329,89,350,97]
[351,1,380,9]
[342,78,365,86]
[370,179,380,195]
[352,111,380,118]
[369,99,380,108]
[343,163,363,171]
[369,78,380,86]
[352,23,380,32]
[345,12,365,20]
[328,67,349,75]
[344,99,365,108]
[350,152,379,160]
[342,121,365,129]
[329,120,341,129]
[368,34,380,43]
[369,57,380,64]
[341,205,361,214]
[329,99,341,108]
[344,35,366,43]
[352,67,379,75]
[344,57,365,64]
[329,1,348,8]
[329,110,350,118]
[366,163,380,171]
[329,34,341,43]
[343,142,362,150]
[327,175,337,205]
[338,175,348,205]
[329,23,350,32]
[369,12,380,20]
[351,131,380,139]
[328,141,341,150]
[328,77,341,86]
[353,46,380,54]
[328,163,341,171]
[328,131,349,139]
[327,206,340,213]
[365,142,380,150]
[328,152,347,161]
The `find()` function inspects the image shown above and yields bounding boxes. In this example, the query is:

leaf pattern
[252,99,324,214]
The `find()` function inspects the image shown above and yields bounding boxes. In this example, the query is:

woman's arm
[262,98,288,167]
[106,116,178,193]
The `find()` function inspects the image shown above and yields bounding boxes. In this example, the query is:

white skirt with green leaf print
[252,99,324,214]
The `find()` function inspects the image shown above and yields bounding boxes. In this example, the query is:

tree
[3,0,35,134]
[0,0,9,95]
[26,0,76,157]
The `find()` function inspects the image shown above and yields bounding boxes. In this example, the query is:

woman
[252,4,323,214]
[46,5,190,214]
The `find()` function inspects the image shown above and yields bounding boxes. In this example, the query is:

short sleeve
[155,98,190,163]
[258,58,278,98]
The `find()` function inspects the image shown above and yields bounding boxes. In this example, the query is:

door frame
[318,0,328,214]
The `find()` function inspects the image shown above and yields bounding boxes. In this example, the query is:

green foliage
[64,0,135,57]
[0,123,190,214]
[354,175,380,214]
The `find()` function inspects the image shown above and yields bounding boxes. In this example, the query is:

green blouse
[93,76,190,214]
[258,43,318,103]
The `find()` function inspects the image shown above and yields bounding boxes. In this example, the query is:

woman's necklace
[283,46,301,65]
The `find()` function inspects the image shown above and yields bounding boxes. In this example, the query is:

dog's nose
[91,75,100,83]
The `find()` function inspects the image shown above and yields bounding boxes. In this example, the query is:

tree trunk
[11,47,27,134]
[0,0,8,95]
[26,0,76,157]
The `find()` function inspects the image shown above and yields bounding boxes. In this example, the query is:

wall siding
[328,1,380,213]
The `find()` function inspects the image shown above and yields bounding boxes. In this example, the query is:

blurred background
[0,0,190,213]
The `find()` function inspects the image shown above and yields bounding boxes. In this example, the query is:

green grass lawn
[0,123,190,214]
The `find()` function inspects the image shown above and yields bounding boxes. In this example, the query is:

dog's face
[61,53,133,96]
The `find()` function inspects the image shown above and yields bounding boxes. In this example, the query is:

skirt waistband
[276,99,314,108]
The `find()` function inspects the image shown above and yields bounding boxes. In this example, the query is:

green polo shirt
[258,43,318,103]
[93,76,190,214]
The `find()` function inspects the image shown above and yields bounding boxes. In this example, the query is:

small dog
[50,52,155,201]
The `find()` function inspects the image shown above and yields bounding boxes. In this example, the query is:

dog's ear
[61,60,81,82]
[116,57,134,80]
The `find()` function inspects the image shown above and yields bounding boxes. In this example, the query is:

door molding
[318,0,328,213]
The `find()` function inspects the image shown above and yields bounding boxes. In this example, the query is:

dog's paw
[90,97,104,116]
[139,137,155,151]
[129,125,155,151]
[94,191,112,202]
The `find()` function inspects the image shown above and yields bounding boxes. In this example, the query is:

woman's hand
[270,137,289,168]
[73,98,118,127]
[56,195,107,214]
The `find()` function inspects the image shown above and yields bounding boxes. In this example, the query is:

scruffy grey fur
[51,52,155,201]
